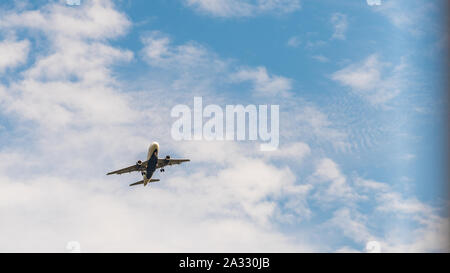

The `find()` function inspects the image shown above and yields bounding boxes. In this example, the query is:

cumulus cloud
[264,142,311,162]
[331,54,409,106]
[0,0,130,39]
[0,0,316,252]
[0,165,316,252]
[183,0,301,18]
[0,0,447,253]
[0,2,135,130]
[312,158,361,203]
[0,38,30,72]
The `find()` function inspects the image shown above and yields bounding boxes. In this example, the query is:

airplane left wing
[157,158,190,169]
[107,161,147,175]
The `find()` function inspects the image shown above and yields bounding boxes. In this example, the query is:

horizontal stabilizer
[129,180,144,186]
[129,179,160,187]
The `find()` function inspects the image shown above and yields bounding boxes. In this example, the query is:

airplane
[106,142,190,187]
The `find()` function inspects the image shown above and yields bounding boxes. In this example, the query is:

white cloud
[0,0,447,253]
[331,54,408,106]
[311,55,329,63]
[332,55,381,90]
[379,206,450,252]
[0,166,317,252]
[264,142,311,162]
[141,32,292,99]
[287,105,350,152]
[305,40,326,49]
[286,36,301,48]
[405,215,450,252]
[331,13,348,40]
[0,38,30,72]
[312,158,360,203]
[376,192,434,215]
[231,66,292,97]
[366,0,381,6]
[0,1,319,252]
[327,208,374,244]
[354,177,390,192]
[373,0,438,36]
[347,175,449,252]
[314,158,342,181]
[183,0,301,18]
[0,0,130,40]
[335,246,362,253]
[141,31,226,73]
[0,0,135,130]
[401,153,416,161]
[0,45,134,129]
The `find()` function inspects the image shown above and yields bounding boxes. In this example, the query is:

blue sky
[0,0,448,252]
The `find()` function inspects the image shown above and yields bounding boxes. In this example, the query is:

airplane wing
[157,158,190,169]
[107,160,147,175]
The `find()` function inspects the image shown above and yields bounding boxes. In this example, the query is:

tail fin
[129,179,160,187]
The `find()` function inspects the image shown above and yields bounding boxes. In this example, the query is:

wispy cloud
[373,0,438,36]
[286,36,301,48]
[183,0,301,18]
[331,13,348,40]
[311,55,329,63]
[327,208,374,244]
[141,31,293,99]
[331,54,409,106]
[366,0,381,6]
[141,31,226,72]
[230,66,293,97]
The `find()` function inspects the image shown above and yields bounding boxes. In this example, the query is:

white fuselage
[143,141,159,185]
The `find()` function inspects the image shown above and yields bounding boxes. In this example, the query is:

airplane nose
[152,142,159,154]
